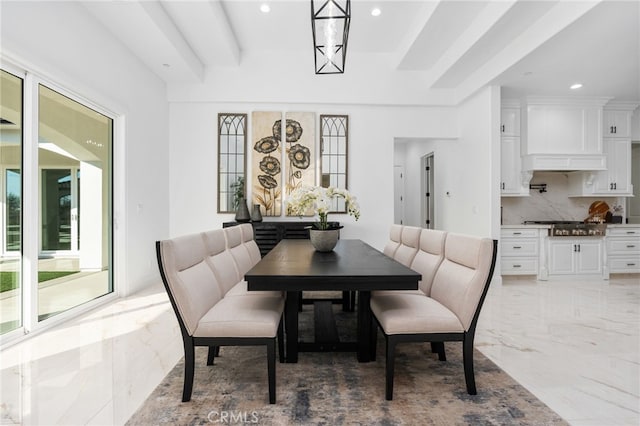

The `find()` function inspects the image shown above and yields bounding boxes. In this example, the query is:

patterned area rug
[127,302,566,425]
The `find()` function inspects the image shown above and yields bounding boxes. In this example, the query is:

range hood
[522,154,607,171]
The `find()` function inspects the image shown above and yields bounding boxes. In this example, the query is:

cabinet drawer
[608,239,640,255]
[501,229,539,238]
[502,258,538,275]
[609,257,640,273]
[502,240,538,256]
[607,228,640,237]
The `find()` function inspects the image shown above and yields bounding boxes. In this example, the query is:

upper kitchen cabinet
[568,138,633,196]
[501,102,521,137]
[501,137,531,196]
[524,98,608,155]
[603,102,637,138]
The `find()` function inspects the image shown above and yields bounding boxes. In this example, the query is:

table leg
[285,290,300,363]
[356,290,372,362]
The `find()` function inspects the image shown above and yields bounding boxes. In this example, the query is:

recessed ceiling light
[570,83,583,90]
[371,8,381,16]
[260,3,270,13]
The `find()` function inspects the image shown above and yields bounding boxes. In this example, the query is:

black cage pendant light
[311,0,351,74]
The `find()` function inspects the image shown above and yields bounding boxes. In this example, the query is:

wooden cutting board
[586,201,609,222]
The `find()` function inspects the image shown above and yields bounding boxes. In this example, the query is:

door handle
[501,124,505,132]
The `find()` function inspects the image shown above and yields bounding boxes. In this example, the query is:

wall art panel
[284,112,315,216]
[251,111,282,216]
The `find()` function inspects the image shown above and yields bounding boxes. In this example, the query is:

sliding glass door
[0,70,23,335]
[37,84,112,322]
[0,67,114,337]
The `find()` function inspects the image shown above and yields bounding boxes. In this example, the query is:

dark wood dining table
[244,239,421,362]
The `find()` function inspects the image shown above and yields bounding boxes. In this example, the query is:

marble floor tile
[1,275,638,425]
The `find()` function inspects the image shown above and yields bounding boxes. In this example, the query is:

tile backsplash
[501,172,626,225]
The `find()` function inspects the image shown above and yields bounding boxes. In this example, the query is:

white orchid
[287,186,360,230]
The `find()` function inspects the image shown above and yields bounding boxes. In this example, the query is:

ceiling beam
[392,0,441,70]
[208,0,241,66]
[424,0,517,89]
[454,0,603,103]
[140,1,205,81]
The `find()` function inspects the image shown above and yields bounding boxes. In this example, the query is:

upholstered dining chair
[371,233,498,400]
[156,232,285,403]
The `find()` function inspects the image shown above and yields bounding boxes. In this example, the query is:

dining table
[244,238,422,363]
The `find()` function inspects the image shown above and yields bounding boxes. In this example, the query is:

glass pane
[0,70,23,335]
[218,113,247,213]
[38,84,112,321]
[320,115,348,213]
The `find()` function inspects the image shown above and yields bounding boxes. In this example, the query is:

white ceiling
[83,0,640,102]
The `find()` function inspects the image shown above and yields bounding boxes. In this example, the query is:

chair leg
[462,336,477,395]
[267,339,276,404]
[342,291,350,311]
[431,342,446,361]
[182,339,195,402]
[369,315,378,361]
[385,337,397,401]
[207,346,217,365]
[277,318,285,363]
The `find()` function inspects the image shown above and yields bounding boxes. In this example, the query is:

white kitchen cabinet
[606,227,640,277]
[500,137,530,196]
[548,238,603,277]
[501,107,520,137]
[568,138,632,196]
[501,228,540,275]
[603,109,633,138]
[525,103,603,155]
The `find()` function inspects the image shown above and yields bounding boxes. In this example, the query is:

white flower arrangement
[287,186,360,230]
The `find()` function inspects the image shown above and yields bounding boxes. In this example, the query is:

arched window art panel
[252,112,283,216]
[218,113,247,213]
[320,115,348,212]
[284,112,315,216]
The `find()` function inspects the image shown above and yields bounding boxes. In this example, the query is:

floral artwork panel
[252,111,282,216]
[284,112,315,216]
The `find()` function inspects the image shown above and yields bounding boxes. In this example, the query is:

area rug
[127,303,567,425]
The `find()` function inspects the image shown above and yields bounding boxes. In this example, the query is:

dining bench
[156,223,285,404]
[371,225,497,400]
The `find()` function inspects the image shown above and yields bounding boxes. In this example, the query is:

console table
[223,221,339,257]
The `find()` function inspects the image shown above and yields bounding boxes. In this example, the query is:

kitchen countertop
[502,224,550,229]
[502,223,639,229]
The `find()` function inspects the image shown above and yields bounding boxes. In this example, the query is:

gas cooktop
[523,220,583,225]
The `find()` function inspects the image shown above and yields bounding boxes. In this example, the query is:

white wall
[169,102,458,250]
[1,2,169,295]
[394,87,501,239]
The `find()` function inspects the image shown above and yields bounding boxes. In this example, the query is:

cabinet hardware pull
[513,232,521,235]
[627,245,636,248]
[513,246,522,249]
[614,126,617,133]
[513,265,521,268]
[627,231,636,234]
[610,126,614,133]
[501,125,505,132]
[610,183,613,190]
[627,263,636,266]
